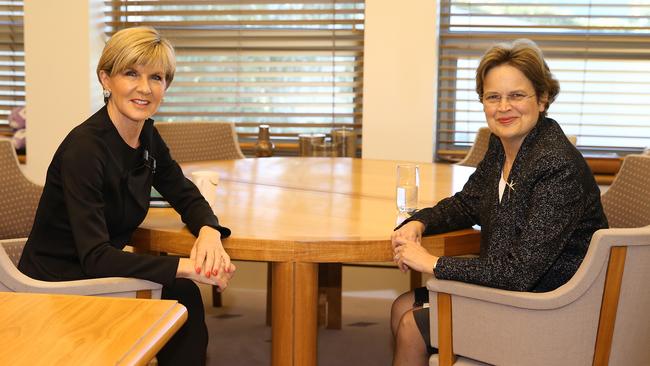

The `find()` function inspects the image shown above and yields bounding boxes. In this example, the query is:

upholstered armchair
[0,238,162,298]
[456,127,492,168]
[0,139,42,239]
[457,128,578,168]
[427,226,650,366]
[154,121,244,161]
[428,154,650,366]
[0,139,162,299]
[600,154,650,229]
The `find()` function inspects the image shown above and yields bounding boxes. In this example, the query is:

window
[105,0,365,155]
[0,1,24,134]
[437,0,650,160]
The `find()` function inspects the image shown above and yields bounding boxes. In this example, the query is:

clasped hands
[391,220,438,275]
[178,226,236,291]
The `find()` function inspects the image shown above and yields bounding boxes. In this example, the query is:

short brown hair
[97,27,175,88]
[475,39,559,118]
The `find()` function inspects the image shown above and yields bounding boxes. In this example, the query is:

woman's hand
[190,226,233,279]
[392,235,438,274]
[177,257,236,290]
[391,221,425,250]
[391,221,425,271]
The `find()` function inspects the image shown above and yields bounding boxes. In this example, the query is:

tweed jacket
[19,106,230,287]
[404,117,608,292]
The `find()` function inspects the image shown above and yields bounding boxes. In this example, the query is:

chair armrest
[426,277,564,310]
[11,274,162,297]
[0,250,162,297]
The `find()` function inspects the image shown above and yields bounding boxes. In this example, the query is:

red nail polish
[205,271,211,278]
[196,267,201,274]
[213,269,218,275]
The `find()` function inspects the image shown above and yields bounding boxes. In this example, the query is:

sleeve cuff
[207,224,231,239]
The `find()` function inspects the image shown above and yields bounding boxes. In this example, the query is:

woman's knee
[396,310,421,344]
[164,279,203,305]
[391,290,415,321]
[163,279,206,323]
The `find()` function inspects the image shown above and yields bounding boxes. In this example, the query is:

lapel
[495,117,548,206]
[484,118,550,249]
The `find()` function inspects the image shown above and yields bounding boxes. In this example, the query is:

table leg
[410,270,422,290]
[318,263,342,329]
[266,263,272,326]
[271,262,318,366]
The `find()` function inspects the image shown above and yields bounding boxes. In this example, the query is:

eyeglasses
[482,92,536,105]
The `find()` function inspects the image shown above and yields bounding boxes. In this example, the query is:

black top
[402,118,608,292]
[18,106,231,287]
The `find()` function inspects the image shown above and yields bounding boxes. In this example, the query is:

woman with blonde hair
[390,39,608,365]
[19,27,232,365]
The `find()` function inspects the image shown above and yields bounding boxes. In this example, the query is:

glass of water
[396,164,419,216]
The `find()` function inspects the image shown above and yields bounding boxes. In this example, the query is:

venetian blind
[437,1,650,159]
[0,1,23,132]
[104,0,365,153]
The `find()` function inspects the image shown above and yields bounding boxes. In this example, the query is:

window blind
[0,0,24,133]
[437,1,650,160]
[104,0,365,154]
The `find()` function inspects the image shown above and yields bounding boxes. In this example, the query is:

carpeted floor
[202,288,396,366]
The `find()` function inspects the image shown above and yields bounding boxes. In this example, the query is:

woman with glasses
[18,27,233,365]
[389,39,608,365]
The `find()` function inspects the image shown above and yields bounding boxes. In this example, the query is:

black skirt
[413,286,438,355]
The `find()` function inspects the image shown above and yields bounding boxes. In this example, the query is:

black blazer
[403,118,608,292]
[19,106,230,286]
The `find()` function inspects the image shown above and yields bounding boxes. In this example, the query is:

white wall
[362,0,439,163]
[23,0,105,184]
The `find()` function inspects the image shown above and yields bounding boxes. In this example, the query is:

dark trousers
[157,278,208,366]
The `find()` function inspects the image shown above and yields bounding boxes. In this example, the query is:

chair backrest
[457,129,579,168]
[601,154,650,228]
[0,139,43,239]
[154,121,245,163]
[456,127,491,168]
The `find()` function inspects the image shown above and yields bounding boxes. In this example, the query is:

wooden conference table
[132,157,480,366]
[0,292,187,366]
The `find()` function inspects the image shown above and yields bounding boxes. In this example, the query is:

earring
[103,89,111,99]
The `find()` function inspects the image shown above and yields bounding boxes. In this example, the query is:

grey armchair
[456,128,491,168]
[601,154,650,229]
[0,139,42,239]
[0,238,162,298]
[457,129,578,168]
[428,154,650,366]
[0,139,162,300]
[428,226,650,366]
[154,121,244,162]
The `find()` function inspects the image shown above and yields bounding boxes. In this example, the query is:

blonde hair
[97,27,176,89]
[475,39,559,118]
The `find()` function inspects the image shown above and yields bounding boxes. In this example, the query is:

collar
[95,105,155,153]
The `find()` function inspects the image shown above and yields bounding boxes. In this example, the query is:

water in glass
[396,164,419,215]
